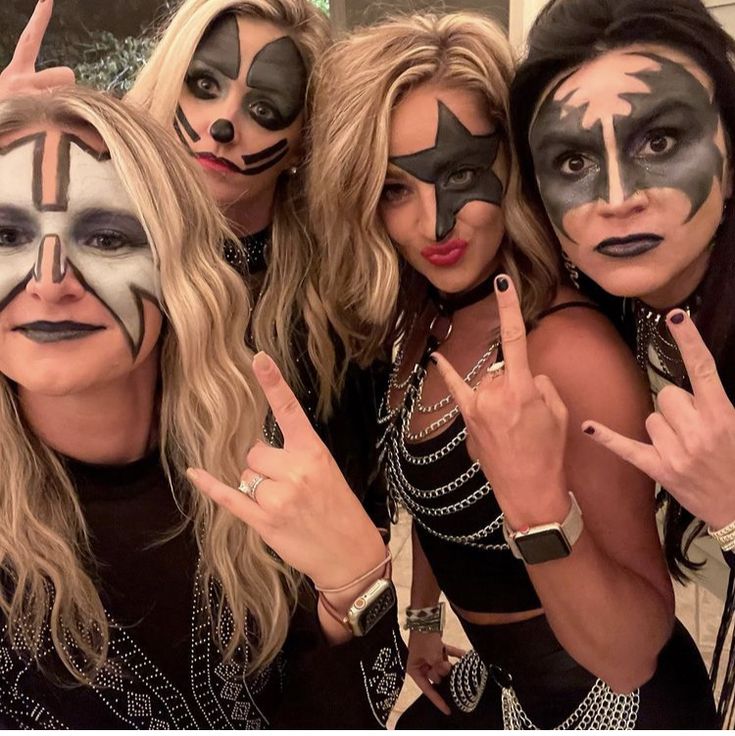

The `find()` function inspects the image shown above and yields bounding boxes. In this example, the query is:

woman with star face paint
[126,0,392,538]
[511,0,735,725]
[309,11,716,729]
[0,87,405,729]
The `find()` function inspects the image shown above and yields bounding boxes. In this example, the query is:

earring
[562,250,581,289]
[288,165,298,176]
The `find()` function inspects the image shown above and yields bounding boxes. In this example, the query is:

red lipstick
[421,239,468,267]
[196,152,241,174]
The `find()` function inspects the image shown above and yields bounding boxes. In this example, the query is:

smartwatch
[320,577,397,637]
[346,578,397,637]
[502,492,583,565]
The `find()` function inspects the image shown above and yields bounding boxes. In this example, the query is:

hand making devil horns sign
[0,0,75,98]
[187,352,387,635]
[431,274,570,523]
[582,309,735,533]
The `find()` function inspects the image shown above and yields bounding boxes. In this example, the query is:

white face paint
[0,130,159,356]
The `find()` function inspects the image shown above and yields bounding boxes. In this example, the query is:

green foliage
[74,31,156,93]
[310,0,330,13]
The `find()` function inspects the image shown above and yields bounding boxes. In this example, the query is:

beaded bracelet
[404,602,445,633]
[708,519,735,551]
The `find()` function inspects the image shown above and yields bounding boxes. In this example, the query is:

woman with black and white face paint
[1,0,392,547]
[511,0,735,726]
[0,87,404,729]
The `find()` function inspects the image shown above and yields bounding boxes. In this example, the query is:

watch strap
[503,492,583,561]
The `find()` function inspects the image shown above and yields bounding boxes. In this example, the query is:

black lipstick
[595,233,663,258]
[14,321,105,344]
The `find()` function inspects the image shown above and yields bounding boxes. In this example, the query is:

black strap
[536,300,601,320]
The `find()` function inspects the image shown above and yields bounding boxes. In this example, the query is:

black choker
[428,272,497,316]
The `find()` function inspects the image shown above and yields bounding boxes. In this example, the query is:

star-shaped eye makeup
[390,101,503,241]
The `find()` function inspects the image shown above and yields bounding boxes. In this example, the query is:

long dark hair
[510,0,735,724]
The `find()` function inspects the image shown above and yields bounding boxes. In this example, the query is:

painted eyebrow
[70,209,148,243]
[187,57,231,80]
[0,204,37,227]
[622,97,704,127]
[530,128,602,153]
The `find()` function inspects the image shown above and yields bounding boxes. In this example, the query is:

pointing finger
[581,421,663,481]
[8,0,55,72]
[252,352,319,452]
[187,467,268,529]
[666,309,729,411]
[495,274,532,385]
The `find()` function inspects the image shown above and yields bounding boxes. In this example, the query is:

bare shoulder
[527,287,650,423]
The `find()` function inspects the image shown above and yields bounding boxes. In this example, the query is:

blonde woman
[309,12,716,728]
[2,0,390,535]
[0,87,403,729]
[128,0,390,532]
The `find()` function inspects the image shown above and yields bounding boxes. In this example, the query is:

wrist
[500,479,570,530]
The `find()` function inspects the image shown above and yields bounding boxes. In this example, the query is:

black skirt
[396,614,717,729]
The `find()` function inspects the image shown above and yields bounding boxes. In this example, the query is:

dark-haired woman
[511,0,735,725]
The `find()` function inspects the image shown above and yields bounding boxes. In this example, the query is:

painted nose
[210,119,235,144]
[26,235,84,302]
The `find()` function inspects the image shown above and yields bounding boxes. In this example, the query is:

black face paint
[530,52,723,237]
[210,118,235,143]
[193,13,241,80]
[178,14,304,177]
[390,101,503,242]
[245,36,307,131]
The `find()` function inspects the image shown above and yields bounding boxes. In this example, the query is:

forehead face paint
[175,13,307,176]
[530,52,723,238]
[0,131,158,358]
[390,101,503,242]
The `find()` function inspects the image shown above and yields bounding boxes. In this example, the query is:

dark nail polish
[670,312,685,325]
[496,276,508,292]
[429,354,438,365]
[583,425,595,435]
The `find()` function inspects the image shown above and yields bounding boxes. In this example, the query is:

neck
[224,187,276,237]
[19,348,160,465]
[639,247,710,310]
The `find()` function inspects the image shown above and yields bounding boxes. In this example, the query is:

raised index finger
[8,0,54,72]
[667,310,729,409]
[252,352,318,451]
[495,274,531,381]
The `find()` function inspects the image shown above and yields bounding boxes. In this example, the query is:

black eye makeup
[185,62,224,101]
[245,97,286,131]
[0,206,37,249]
[72,210,148,253]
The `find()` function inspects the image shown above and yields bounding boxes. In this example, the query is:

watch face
[515,528,572,565]
[351,579,397,637]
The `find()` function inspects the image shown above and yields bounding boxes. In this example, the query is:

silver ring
[238,473,265,501]
[487,360,505,379]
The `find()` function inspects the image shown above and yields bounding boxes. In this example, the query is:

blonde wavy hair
[0,88,298,683]
[129,0,340,418]
[308,12,561,363]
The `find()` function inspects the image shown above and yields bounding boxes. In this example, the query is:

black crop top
[382,300,599,614]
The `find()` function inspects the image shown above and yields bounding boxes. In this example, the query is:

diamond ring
[238,473,265,502]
